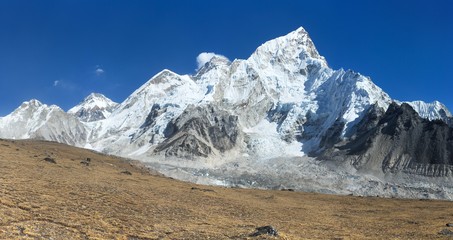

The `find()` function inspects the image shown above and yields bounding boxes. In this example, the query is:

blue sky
[0,0,452,116]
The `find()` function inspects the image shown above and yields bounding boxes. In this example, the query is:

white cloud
[196,52,227,70]
[95,67,105,76]
[53,80,60,87]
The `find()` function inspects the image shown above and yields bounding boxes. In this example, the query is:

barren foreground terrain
[1,139,453,239]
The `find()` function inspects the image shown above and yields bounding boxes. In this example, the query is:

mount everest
[68,93,118,122]
[1,27,453,199]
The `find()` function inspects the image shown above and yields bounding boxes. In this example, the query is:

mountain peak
[405,100,452,121]
[73,93,117,109]
[283,26,324,61]
[68,93,118,122]
[130,69,184,97]
[248,27,327,74]
[23,99,43,108]
[287,26,309,39]
[252,27,325,61]
[205,55,230,67]
[84,93,107,101]
[194,54,231,79]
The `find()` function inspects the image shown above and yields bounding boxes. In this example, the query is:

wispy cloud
[95,65,105,76]
[52,79,76,90]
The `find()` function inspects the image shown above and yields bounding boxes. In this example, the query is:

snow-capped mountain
[1,26,453,199]
[68,93,118,122]
[0,99,87,146]
[405,100,452,123]
[84,69,207,156]
[81,27,394,159]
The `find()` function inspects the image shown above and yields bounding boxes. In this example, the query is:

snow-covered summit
[86,69,206,155]
[405,100,452,121]
[0,99,87,146]
[68,93,118,122]
[9,99,62,120]
[23,99,44,108]
[249,27,327,70]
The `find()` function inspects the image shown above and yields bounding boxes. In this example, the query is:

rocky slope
[154,104,240,158]
[323,102,453,177]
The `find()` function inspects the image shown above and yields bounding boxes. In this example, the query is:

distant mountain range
[1,27,453,199]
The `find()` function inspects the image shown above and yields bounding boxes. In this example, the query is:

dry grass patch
[1,139,453,239]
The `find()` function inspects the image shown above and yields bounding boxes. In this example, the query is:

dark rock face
[267,103,294,127]
[321,104,386,157]
[267,103,304,143]
[130,104,166,142]
[318,118,345,151]
[155,133,212,158]
[154,104,239,158]
[143,104,164,129]
[321,102,453,177]
[446,116,453,128]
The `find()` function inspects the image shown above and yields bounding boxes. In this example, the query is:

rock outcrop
[323,103,453,177]
[154,104,239,158]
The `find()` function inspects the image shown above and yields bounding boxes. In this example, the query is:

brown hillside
[1,139,453,239]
